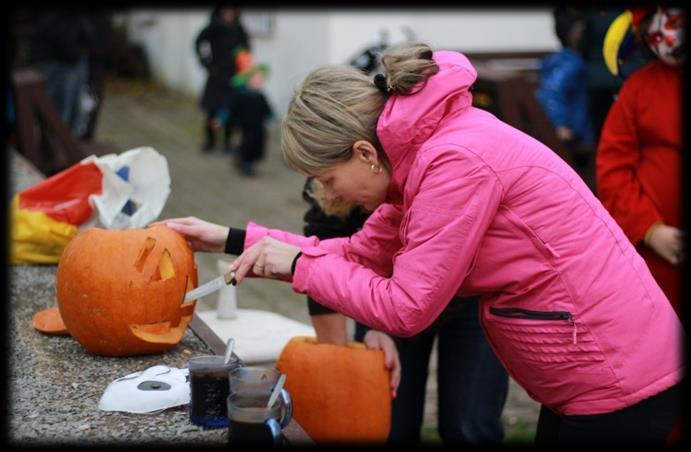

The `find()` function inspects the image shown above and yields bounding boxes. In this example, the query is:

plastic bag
[11,147,171,264]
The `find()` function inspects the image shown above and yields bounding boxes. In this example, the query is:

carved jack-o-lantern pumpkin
[276,336,392,444]
[56,224,198,356]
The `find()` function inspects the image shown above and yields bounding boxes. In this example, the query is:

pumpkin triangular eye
[151,249,175,282]
[135,237,156,272]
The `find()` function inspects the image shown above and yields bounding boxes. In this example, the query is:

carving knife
[184,270,236,302]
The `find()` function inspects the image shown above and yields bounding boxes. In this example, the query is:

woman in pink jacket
[161,43,683,444]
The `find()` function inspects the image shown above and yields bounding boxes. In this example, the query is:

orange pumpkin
[275,336,391,444]
[56,224,198,356]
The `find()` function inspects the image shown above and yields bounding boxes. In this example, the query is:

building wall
[122,8,559,117]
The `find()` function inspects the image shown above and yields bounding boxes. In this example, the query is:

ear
[352,140,379,165]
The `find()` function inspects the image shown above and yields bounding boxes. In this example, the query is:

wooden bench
[10,67,119,176]
[464,51,578,170]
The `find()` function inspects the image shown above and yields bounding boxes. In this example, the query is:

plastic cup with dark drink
[227,366,292,445]
[188,354,242,428]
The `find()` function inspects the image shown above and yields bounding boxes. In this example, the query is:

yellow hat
[603,7,658,76]
[603,10,634,76]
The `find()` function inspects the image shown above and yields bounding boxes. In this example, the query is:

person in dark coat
[195,6,249,153]
[82,11,114,140]
[29,11,93,137]
[28,10,93,173]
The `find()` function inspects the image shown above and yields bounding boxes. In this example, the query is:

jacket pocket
[484,305,617,409]
[489,306,577,344]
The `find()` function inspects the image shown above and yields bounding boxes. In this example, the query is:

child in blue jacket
[536,7,594,150]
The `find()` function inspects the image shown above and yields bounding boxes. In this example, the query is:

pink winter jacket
[244,51,683,415]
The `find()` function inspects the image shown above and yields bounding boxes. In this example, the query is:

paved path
[94,78,540,443]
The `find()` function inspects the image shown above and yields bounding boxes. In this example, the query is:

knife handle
[224,270,237,286]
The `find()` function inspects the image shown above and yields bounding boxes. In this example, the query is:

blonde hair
[305,178,360,218]
[282,43,439,175]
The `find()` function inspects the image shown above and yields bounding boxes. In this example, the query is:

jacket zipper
[489,306,577,344]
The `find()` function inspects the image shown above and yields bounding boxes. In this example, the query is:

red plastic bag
[18,161,103,226]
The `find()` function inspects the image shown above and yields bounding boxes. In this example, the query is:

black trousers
[535,383,682,445]
[234,91,269,165]
[204,109,235,147]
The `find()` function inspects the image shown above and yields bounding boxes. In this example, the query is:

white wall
[124,9,209,94]
[326,11,416,65]
[249,11,331,120]
[410,9,559,51]
[325,9,559,65]
[122,9,559,117]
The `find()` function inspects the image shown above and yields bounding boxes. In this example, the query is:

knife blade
[184,270,236,302]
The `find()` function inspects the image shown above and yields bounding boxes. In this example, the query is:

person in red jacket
[596,6,685,316]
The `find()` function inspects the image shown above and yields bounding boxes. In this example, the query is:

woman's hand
[363,330,401,399]
[646,223,684,266]
[152,217,229,253]
[229,236,301,281]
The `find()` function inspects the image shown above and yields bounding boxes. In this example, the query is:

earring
[371,164,382,175]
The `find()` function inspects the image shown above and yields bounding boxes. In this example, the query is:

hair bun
[380,43,439,95]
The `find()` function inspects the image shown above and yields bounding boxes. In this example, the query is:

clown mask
[645,7,686,67]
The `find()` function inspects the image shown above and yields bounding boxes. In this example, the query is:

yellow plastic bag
[10,195,78,264]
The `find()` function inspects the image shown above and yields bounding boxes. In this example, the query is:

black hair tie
[373,73,392,94]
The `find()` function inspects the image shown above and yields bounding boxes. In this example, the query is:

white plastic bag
[82,147,171,229]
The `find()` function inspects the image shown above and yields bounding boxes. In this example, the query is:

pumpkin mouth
[129,299,196,344]
[129,258,196,345]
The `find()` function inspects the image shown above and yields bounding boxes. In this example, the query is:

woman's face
[314,143,391,213]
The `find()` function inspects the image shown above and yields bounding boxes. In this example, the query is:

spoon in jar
[267,373,286,408]
[223,337,236,364]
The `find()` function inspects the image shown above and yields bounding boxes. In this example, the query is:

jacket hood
[377,51,477,202]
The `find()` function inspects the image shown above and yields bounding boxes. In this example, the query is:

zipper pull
[569,316,577,344]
